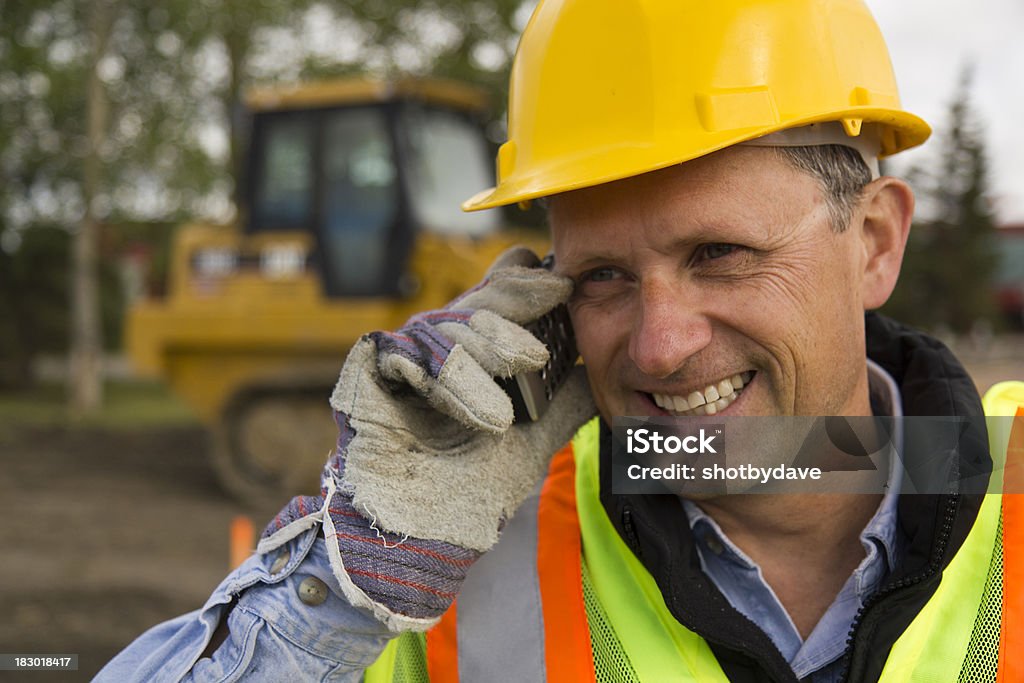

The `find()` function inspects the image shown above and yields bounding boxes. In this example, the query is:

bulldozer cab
[127,79,547,506]
[243,80,501,298]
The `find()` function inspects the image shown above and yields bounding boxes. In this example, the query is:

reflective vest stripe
[426,602,458,683]
[998,409,1024,683]
[454,484,546,681]
[537,444,597,683]
[421,443,595,683]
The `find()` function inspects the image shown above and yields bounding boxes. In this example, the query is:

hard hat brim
[462,107,930,212]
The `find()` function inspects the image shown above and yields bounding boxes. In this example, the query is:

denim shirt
[94,527,393,682]
[682,360,905,682]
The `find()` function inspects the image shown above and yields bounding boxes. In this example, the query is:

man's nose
[628,279,712,379]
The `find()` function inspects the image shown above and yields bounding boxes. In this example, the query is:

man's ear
[857,177,915,310]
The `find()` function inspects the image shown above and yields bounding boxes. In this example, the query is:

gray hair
[774,145,872,232]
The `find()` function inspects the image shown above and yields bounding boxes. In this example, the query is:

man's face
[550,146,873,421]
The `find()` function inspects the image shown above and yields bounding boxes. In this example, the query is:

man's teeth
[653,372,753,416]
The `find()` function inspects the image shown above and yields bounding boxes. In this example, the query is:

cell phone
[499,303,578,423]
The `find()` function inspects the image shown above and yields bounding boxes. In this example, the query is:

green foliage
[0,228,68,388]
[1,0,537,235]
[241,1,534,134]
[0,226,123,389]
[882,67,1000,334]
[0,1,229,233]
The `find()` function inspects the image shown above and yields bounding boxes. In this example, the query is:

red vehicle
[995,225,1024,329]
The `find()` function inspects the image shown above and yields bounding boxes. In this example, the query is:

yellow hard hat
[463,0,931,211]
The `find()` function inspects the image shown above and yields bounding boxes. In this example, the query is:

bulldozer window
[399,105,500,238]
[320,107,400,296]
[248,104,404,297]
[251,113,315,229]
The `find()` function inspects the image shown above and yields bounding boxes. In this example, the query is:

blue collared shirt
[682,360,904,681]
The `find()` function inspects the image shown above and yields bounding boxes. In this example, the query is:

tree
[883,66,1000,334]
[69,0,115,414]
[0,0,231,400]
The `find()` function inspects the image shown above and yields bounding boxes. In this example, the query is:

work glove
[258,247,596,631]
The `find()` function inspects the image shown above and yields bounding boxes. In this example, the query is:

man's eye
[695,243,740,261]
[582,267,620,282]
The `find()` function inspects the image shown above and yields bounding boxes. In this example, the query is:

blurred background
[0,0,1021,680]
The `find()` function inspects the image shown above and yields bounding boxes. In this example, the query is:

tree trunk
[221,0,250,215]
[70,0,114,416]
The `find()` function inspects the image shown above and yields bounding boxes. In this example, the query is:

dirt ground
[0,350,1020,682]
[0,424,280,682]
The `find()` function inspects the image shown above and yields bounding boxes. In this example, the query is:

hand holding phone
[325,246,595,567]
[498,302,578,423]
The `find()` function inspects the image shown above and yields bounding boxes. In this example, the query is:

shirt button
[298,576,329,606]
[705,537,725,555]
[270,549,291,575]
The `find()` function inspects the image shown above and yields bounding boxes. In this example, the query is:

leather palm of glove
[258,248,596,631]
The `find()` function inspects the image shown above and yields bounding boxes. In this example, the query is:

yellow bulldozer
[127,78,546,505]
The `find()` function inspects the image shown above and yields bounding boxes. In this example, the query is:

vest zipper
[622,507,642,560]
[838,494,960,682]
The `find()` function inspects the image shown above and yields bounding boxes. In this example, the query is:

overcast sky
[866,0,1024,224]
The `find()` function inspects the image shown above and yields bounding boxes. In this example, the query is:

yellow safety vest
[367,381,1024,682]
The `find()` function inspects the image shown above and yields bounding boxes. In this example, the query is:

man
[99,0,1019,681]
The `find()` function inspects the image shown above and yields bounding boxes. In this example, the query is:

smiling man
[99,1,1018,682]
[548,143,914,652]
[548,143,915,672]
